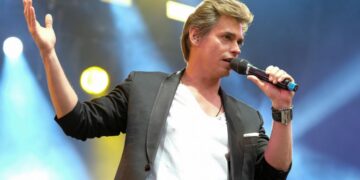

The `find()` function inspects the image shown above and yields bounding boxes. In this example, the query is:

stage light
[101,0,132,6]
[3,37,23,59]
[80,66,110,95]
[108,2,172,77]
[166,1,195,22]
[0,55,90,179]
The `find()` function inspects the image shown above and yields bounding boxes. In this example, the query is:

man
[23,0,295,179]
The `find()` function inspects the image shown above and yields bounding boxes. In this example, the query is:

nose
[230,42,241,57]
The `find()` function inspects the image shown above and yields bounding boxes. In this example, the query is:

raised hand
[247,66,295,109]
[23,0,56,56]
[23,0,79,117]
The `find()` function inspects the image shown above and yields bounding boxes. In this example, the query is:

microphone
[230,58,299,92]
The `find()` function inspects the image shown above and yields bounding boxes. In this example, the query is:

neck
[181,56,224,117]
[181,65,221,96]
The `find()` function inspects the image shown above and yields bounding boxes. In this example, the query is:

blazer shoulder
[127,71,170,82]
[130,71,169,77]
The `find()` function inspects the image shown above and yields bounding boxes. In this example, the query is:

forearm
[41,49,78,118]
[264,121,292,171]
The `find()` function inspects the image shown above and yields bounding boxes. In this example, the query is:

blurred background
[1,0,360,179]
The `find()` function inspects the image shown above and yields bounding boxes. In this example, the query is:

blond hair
[181,0,254,61]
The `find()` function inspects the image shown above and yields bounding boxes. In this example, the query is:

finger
[278,73,295,84]
[28,0,35,25]
[24,0,30,24]
[25,0,33,15]
[45,14,53,29]
[269,66,280,75]
[266,66,280,83]
[25,4,34,32]
[29,7,36,30]
[265,65,274,74]
[272,70,286,84]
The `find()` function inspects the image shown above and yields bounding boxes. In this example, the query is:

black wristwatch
[272,106,293,125]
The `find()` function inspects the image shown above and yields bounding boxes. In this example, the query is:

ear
[189,27,201,46]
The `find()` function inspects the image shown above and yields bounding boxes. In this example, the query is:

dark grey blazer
[56,70,290,180]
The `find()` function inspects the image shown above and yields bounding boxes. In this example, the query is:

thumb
[45,14,53,29]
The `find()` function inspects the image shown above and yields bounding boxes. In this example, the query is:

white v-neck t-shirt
[147,83,228,180]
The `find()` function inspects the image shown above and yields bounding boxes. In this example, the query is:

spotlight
[3,37,23,59]
[166,1,195,22]
[80,66,110,95]
[101,0,132,6]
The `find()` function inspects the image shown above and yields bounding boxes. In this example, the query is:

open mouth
[222,58,233,63]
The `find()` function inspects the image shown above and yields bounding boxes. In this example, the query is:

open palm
[24,0,56,55]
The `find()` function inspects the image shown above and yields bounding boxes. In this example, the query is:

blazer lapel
[221,91,246,179]
[145,70,183,165]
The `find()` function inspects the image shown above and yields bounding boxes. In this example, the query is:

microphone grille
[230,58,249,75]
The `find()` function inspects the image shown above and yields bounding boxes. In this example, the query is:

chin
[219,69,231,78]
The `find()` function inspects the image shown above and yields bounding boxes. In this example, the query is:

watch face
[280,110,292,125]
[272,108,293,125]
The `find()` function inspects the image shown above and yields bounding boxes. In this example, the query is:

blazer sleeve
[54,72,135,141]
[255,111,291,180]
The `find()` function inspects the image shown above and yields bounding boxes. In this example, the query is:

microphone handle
[248,66,297,91]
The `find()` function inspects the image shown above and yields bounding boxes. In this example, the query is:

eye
[224,34,232,41]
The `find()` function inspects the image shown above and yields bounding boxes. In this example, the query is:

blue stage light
[0,55,90,179]
[108,3,171,78]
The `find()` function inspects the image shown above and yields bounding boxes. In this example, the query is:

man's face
[196,15,244,77]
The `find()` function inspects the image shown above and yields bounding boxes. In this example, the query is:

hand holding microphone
[230,59,299,92]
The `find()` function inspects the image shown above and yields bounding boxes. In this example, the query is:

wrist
[272,101,292,110]
[272,106,293,125]
[40,48,56,59]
